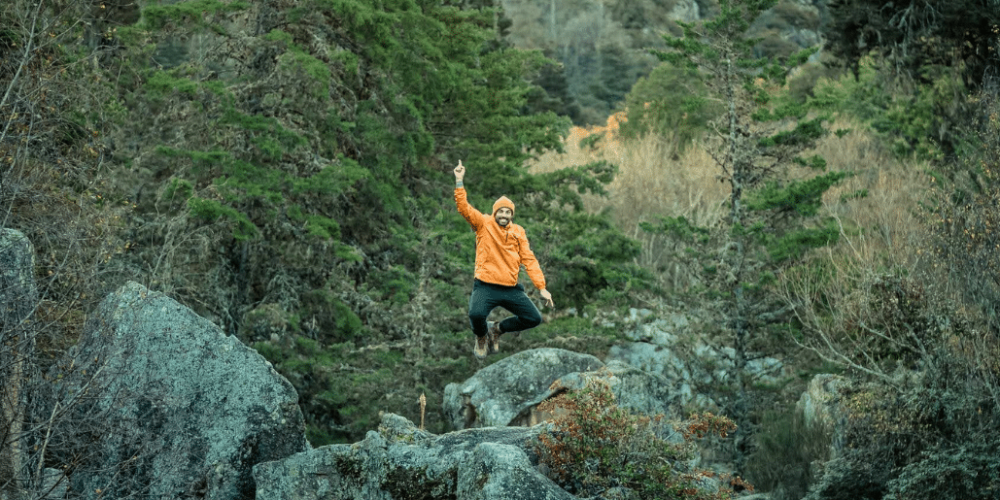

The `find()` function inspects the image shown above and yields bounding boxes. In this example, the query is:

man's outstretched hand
[540,289,554,308]
[454,160,465,182]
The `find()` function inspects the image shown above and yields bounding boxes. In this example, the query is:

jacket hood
[492,196,515,216]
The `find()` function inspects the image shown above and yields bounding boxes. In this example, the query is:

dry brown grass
[529,113,932,295]
[814,115,932,272]
[778,117,938,377]
[529,113,727,232]
[528,114,729,290]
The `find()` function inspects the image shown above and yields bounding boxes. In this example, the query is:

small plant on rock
[535,375,747,499]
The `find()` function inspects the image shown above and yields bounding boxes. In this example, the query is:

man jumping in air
[454,160,555,360]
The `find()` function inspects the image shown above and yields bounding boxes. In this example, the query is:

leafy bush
[825,148,1000,496]
[786,58,844,103]
[883,440,1000,500]
[253,335,401,445]
[809,58,968,160]
[805,356,1000,500]
[299,290,364,342]
[799,276,1000,500]
[536,375,746,499]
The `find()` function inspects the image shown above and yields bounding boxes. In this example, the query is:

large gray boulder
[44,282,307,500]
[253,413,576,500]
[606,314,700,405]
[607,342,695,400]
[545,360,680,419]
[443,348,603,429]
[443,349,682,432]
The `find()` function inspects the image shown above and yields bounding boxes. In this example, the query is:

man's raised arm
[454,160,482,229]
[454,159,465,188]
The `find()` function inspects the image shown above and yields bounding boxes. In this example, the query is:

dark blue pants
[468,279,542,337]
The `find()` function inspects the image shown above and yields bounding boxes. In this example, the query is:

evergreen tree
[98,0,573,336]
[523,61,584,122]
[0,0,649,451]
[619,63,720,149]
[652,0,847,473]
[502,0,663,125]
[59,0,646,443]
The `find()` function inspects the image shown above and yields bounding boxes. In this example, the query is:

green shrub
[620,64,720,150]
[884,441,1000,500]
[299,289,364,342]
[786,61,844,103]
[808,58,965,160]
[251,341,284,365]
[805,340,1000,500]
[930,91,1000,332]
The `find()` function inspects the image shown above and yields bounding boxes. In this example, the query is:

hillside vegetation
[0,0,647,446]
[2,0,999,498]
[501,0,831,125]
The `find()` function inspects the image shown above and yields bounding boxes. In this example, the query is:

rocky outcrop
[41,282,308,500]
[0,228,37,497]
[606,312,785,409]
[253,413,575,500]
[443,348,682,431]
[798,374,851,429]
[443,348,603,429]
[669,0,702,23]
[797,374,852,458]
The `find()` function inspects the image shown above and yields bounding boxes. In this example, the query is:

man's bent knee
[523,309,542,329]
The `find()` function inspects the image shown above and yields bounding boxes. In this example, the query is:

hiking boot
[487,321,502,354]
[473,334,489,360]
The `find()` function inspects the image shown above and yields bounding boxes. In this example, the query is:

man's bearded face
[495,207,513,227]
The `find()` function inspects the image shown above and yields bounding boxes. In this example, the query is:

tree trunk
[0,229,37,497]
[549,0,556,43]
[724,54,751,475]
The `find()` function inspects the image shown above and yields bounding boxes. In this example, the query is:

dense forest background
[1,0,999,498]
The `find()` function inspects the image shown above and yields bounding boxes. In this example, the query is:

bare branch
[0,0,44,144]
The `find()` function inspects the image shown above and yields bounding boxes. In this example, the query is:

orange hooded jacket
[455,187,547,290]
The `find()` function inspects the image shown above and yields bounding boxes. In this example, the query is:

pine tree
[68,0,641,443]
[92,0,574,338]
[653,0,847,473]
